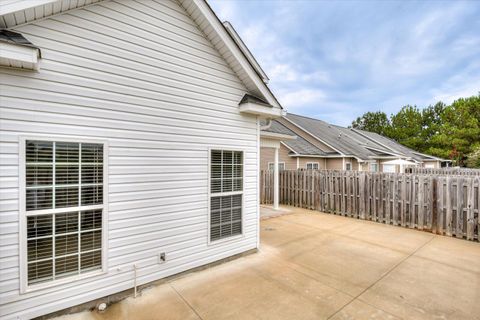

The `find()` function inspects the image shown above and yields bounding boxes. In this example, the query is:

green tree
[351,94,480,167]
[427,95,480,166]
[466,145,480,168]
[351,111,390,135]
[420,102,446,151]
[389,105,424,151]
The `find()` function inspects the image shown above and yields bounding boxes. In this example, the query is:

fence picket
[260,170,479,241]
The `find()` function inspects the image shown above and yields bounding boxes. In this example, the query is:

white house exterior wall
[0,1,260,318]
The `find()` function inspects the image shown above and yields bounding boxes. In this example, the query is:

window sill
[207,233,245,246]
[21,268,106,294]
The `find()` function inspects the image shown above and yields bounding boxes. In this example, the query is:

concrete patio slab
[55,206,480,320]
[329,300,400,320]
[358,255,480,320]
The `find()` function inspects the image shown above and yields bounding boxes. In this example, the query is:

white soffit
[0,0,104,28]
[0,41,40,69]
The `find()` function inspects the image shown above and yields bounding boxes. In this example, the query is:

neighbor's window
[306,162,319,170]
[268,162,285,171]
[370,163,378,172]
[24,140,104,286]
[345,162,352,170]
[210,150,243,242]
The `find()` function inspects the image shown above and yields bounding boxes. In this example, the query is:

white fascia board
[280,141,299,155]
[0,0,58,15]
[223,21,269,82]
[260,131,296,141]
[0,42,40,70]
[190,0,281,109]
[239,102,283,118]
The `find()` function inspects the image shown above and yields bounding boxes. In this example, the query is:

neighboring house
[0,1,283,319]
[261,114,449,172]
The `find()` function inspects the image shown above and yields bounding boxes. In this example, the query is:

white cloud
[279,88,327,110]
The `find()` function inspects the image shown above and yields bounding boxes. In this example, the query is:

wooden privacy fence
[407,167,480,175]
[260,170,480,241]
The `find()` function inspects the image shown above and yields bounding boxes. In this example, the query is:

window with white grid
[306,162,319,170]
[210,150,243,242]
[268,162,285,171]
[24,140,104,286]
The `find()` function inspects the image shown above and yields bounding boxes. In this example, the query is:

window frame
[267,162,285,171]
[306,162,319,170]
[207,147,245,246]
[345,162,352,171]
[19,136,109,294]
[370,163,378,172]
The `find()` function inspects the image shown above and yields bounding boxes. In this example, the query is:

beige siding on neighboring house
[326,158,344,170]
[260,145,297,170]
[423,160,440,169]
[0,1,260,319]
[298,157,326,169]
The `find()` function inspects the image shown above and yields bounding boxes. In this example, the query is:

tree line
[351,94,480,168]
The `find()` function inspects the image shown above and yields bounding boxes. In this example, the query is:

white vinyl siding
[0,1,259,319]
[306,162,319,170]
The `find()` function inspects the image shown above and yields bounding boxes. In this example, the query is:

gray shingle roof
[351,129,442,161]
[263,113,446,162]
[263,121,331,156]
[285,114,387,160]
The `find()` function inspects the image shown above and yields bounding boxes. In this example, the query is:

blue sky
[209,0,480,126]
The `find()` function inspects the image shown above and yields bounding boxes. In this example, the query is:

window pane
[26,188,53,211]
[222,178,232,193]
[28,237,53,261]
[26,165,53,186]
[211,179,221,193]
[211,164,221,179]
[55,255,79,278]
[81,210,102,231]
[55,164,79,185]
[222,164,233,180]
[55,142,79,163]
[55,234,78,256]
[27,215,52,238]
[81,164,103,184]
[55,212,78,234]
[233,165,242,178]
[81,230,102,251]
[233,178,243,191]
[223,151,233,165]
[26,141,53,163]
[80,250,102,271]
[81,143,103,163]
[81,185,103,205]
[211,150,222,164]
[55,187,79,208]
[28,260,53,284]
[233,151,242,165]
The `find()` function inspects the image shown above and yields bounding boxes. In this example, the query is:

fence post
[466,177,475,240]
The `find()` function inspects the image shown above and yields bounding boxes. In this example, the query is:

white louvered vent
[25,140,104,285]
[210,150,243,241]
